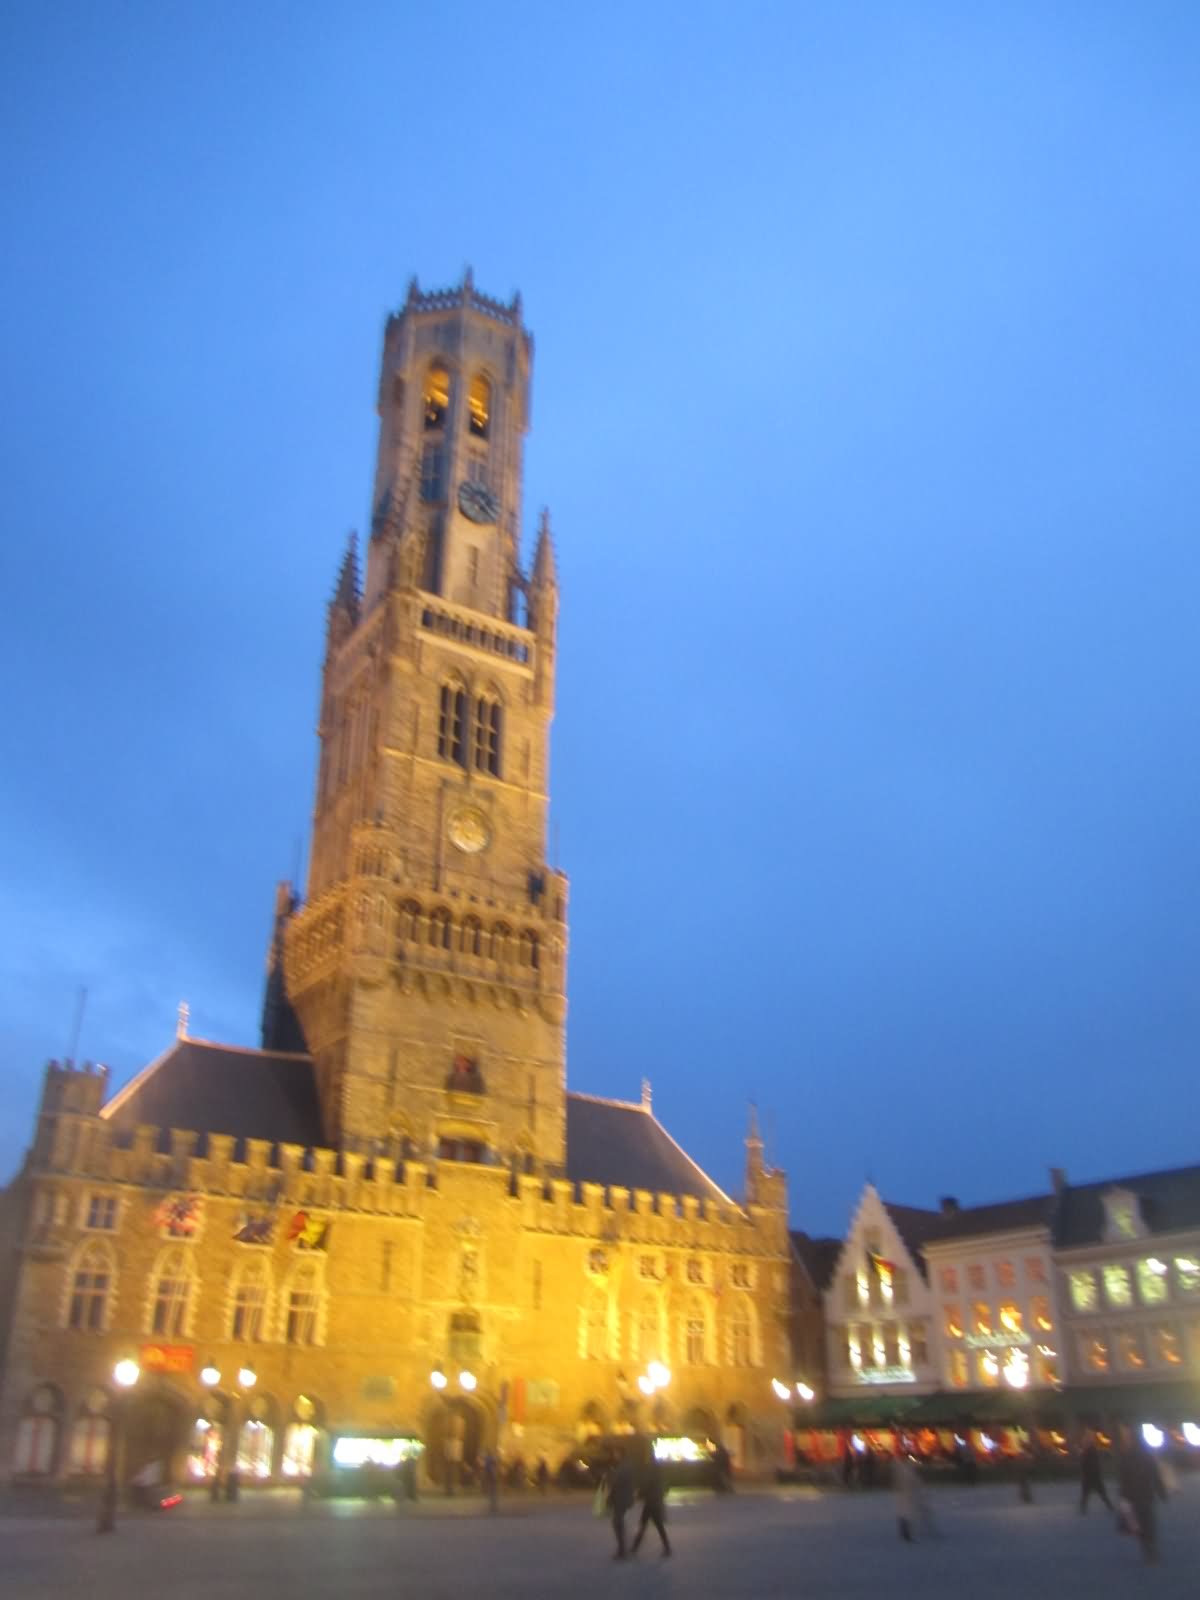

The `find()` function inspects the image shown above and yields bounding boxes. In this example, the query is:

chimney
[939,1196,960,1216]
[1049,1166,1067,1196]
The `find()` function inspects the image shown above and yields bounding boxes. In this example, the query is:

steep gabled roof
[922,1194,1054,1246]
[790,1230,841,1291]
[102,1038,324,1150]
[881,1201,944,1265]
[1055,1163,1200,1249]
[564,1093,733,1206]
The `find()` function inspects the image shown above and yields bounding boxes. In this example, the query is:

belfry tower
[283,272,567,1168]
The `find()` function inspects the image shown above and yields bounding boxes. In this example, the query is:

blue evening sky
[2,2,1198,1235]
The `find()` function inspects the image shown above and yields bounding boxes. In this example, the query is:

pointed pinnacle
[532,507,557,584]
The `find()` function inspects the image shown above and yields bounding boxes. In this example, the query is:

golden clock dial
[448,806,490,854]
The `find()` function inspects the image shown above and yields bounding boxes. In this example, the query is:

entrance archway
[124,1382,191,1484]
[681,1406,720,1444]
[425,1396,485,1490]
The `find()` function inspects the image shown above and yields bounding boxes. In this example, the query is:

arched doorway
[681,1406,720,1445]
[124,1382,191,1484]
[425,1396,485,1491]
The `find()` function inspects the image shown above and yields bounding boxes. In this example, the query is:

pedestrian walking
[893,1453,935,1542]
[630,1448,671,1558]
[1117,1426,1167,1565]
[481,1450,499,1514]
[1078,1429,1112,1513]
[536,1452,550,1494]
[606,1450,636,1560]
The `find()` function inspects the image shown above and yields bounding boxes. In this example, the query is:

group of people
[1079,1425,1170,1564]
[601,1442,672,1560]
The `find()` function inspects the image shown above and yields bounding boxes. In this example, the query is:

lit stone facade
[0,275,792,1487]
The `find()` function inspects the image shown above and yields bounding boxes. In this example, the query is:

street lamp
[201,1362,256,1501]
[796,1382,815,1404]
[200,1362,222,1500]
[97,1357,140,1533]
[458,1370,477,1393]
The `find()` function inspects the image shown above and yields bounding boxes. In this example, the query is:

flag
[289,1211,330,1251]
[867,1250,896,1281]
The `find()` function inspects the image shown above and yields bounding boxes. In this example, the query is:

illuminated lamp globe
[637,1375,655,1397]
[647,1361,670,1390]
[1181,1422,1200,1448]
[459,1371,477,1393]
[796,1383,815,1403]
[771,1378,791,1402]
[430,1369,448,1390]
[1142,1423,1165,1450]
[113,1359,140,1389]
[237,1366,257,1390]
[200,1364,221,1388]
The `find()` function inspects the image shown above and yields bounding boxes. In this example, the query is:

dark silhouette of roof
[102,1038,324,1150]
[882,1201,945,1264]
[922,1194,1054,1245]
[564,1094,732,1204]
[789,1230,841,1290]
[1055,1164,1200,1249]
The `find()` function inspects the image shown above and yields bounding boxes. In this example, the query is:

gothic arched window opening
[473,696,502,776]
[428,908,452,950]
[67,1242,112,1332]
[151,1247,194,1338]
[424,363,450,430]
[438,684,467,767]
[467,372,491,439]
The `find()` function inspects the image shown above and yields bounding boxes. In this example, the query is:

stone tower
[284,272,567,1167]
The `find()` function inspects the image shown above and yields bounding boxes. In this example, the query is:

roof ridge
[645,1107,738,1210]
[566,1089,646,1112]
[100,1038,182,1121]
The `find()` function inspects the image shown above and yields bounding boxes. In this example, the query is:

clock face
[448,806,490,855]
[457,480,500,524]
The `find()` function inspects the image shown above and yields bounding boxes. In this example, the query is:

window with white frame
[151,1247,194,1337]
[85,1194,117,1231]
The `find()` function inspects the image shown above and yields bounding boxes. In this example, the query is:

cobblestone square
[3,1478,1196,1600]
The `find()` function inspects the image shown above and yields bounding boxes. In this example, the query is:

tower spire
[532,507,557,585]
[332,531,360,618]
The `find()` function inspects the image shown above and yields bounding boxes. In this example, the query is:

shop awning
[900,1390,1046,1428]
[800,1393,923,1428]
[1057,1381,1200,1424]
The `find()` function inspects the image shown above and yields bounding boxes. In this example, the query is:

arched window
[13,1414,58,1476]
[727,1293,755,1368]
[636,1294,661,1363]
[491,923,512,963]
[518,930,540,970]
[473,695,502,776]
[461,916,483,956]
[438,683,467,766]
[150,1247,195,1337]
[467,372,491,439]
[398,900,421,942]
[237,1418,274,1479]
[68,1409,110,1475]
[684,1294,708,1366]
[230,1256,271,1343]
[428,907,452,949]
[424,363,450,430]
[583,1287,609,1360]
[67,1241,113,1332]
[285,1262,322,1346]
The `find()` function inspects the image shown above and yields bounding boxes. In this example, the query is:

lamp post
[97,1358,140,1534]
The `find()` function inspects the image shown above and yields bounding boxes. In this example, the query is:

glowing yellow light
[796,1383,815,1402]
[1142,1424,1165,1450]
[459,1370,477,1392]
[237,1367,257,1390]
[1182,1422,1200,1447]
[771,1378,791,1401]
[647,1361,671,1390]
[637,1375,654,1396]
[113,1359,140,1389]
[200,1364,220,1387]
[430,1369,447,1390]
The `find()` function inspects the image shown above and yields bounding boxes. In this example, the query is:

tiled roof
[564,1094,733,1205]
[921,1194,1054,1245]
[881,1201,945,1263]
[789,1231,841,1290]
[1055,1164,1200,1249]
[102,1038,324,1151]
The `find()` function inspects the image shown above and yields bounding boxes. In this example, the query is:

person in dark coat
[630,1449,671,1557]
[1078,1429,1112,1514]
[607,1452,636,1560]
[1117,1426,1167,1564]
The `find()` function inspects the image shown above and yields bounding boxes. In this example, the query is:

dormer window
[468,373,490,439]
[424,364,450,430]
[1102,1187,1145,1241]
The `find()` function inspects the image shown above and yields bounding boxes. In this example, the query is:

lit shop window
[1118,1330,1147,1371]
[995,1261,1016,1290]
[909,1323,928,1366]
[1081,1332,1109,1373]
[998,1304,1023,1336]
[973,1302,992,1337]
[188,1419,222,1480]
[1174,1257,1200,1297]
[1036,1345,1059,1385]
[1103,1265,1133,1308]
[1068,1269,1098,1312]
[12,1415,57,1476]
[1031,1297,1053,1333]
[978,1351,1000,1388]
[282,1424,317,1478]
[237,1420,274,1479]
[1154,1324,1183,1367]
[1137,1258,1170,1306]
[68,1413,110,1475]
[949,1350,968,1388]
[943,1305,964,1339]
